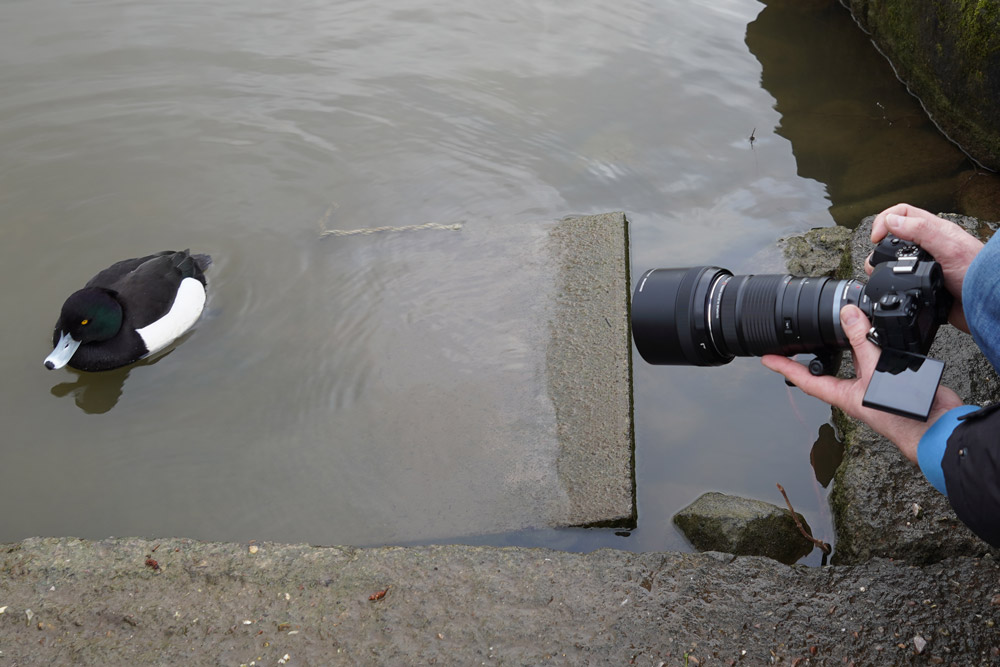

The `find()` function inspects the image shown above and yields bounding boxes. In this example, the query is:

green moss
[831,406,857,450]
[827,408,855,563]
[835,240,855,280]
[844,0,1000,168]
[953,0,1000,75]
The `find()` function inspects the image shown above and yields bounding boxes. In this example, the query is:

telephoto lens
[631,267,866,367]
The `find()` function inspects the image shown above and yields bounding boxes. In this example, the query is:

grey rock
[673,491,815,565]
[780,224,852,276]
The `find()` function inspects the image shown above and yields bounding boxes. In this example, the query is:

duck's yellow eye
[81,319,89,325]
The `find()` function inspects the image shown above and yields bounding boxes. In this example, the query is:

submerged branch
[777,483,832,556]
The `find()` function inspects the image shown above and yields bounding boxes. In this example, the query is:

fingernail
[886,214,903,230]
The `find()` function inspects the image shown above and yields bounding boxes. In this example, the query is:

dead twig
[776,483,831,556]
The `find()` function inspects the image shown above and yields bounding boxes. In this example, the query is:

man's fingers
[761,306,879,411]
[840,305,880,376]
[884,212,938,247]
[877,209,981,265]
[760,354,810,385]
[871,203,930,243]
[760,355,847,406]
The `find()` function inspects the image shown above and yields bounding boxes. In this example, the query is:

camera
[631,234,952,420]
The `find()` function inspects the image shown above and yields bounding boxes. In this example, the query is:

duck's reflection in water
[49,350,175,414]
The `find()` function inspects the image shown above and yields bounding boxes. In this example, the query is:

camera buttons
[879,294,902,310]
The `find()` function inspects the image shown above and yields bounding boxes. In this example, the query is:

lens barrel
[631,267,864,366]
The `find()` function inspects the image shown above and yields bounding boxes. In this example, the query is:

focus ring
[739,275,783,355]
[719,276,743,355]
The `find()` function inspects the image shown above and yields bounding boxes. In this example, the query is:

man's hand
[869,203,983,332]
[761,305,963,463]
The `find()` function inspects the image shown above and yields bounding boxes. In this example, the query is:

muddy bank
[2,537,999,665]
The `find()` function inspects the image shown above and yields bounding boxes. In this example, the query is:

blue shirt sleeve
[917,405,980,495]
[962,230,1000,374]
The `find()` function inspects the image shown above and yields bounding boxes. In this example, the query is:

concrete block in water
[546,212,635,527]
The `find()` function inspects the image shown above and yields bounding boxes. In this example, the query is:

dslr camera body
[631,234,952,420]
[863,235,951,354]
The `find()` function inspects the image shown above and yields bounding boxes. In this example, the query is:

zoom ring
[719,275,784,356]
[740,275,783,355]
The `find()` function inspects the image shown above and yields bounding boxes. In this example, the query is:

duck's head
[44,288,123,370]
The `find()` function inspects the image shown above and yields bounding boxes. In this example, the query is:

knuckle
[910,214,931,238]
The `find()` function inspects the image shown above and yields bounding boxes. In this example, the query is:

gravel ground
[2,537,998,665]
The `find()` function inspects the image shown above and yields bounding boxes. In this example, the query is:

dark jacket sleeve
[941,402,1000,547]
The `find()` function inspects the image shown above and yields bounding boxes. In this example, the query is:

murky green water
[1,0,996,562]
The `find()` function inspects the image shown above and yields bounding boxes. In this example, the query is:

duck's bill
[44,332,81,370]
